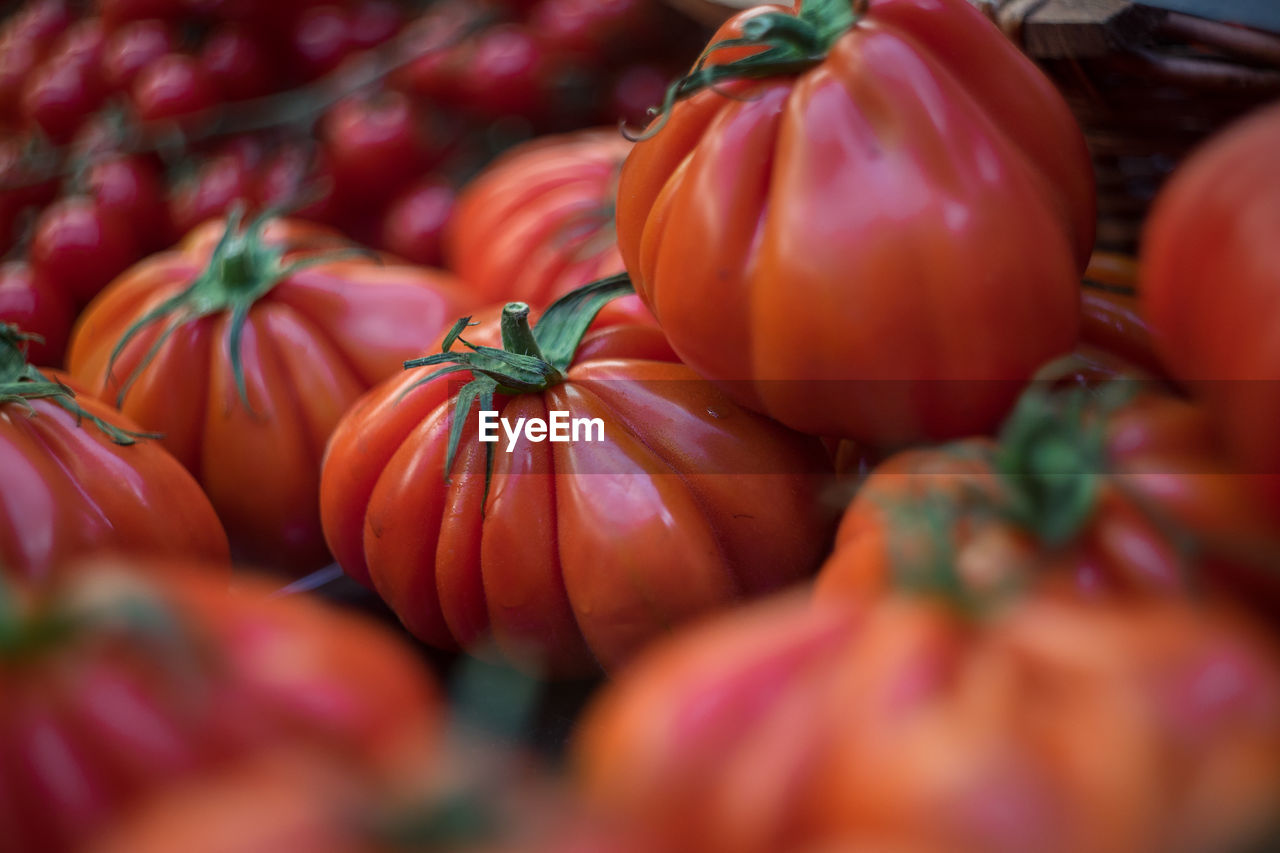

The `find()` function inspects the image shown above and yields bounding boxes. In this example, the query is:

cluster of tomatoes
[3,0,1280,850]
[0,0,703,366]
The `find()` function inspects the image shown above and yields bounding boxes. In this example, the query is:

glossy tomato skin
[379,177,456,267]
[448,129,631,307]
[320,309,835,677]
[199,24,273,102]
[132,53,216,122]
[0,372,229,581]
[166,152,256,238]
[575,590,1280,853]
[86,155,171,254]
[0,262,74,366]
[0,559,441,853]
[815,391,1280,616]
[617,0,1094,445]
[321,92,441,209]
[66,217,478,573]
[30,196,138,308]
[1141,102,1280,521]
[102,19,176,92]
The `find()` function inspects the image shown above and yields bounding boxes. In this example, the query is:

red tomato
[290,4,353,80]
[320,288,834,675]
[0,262,74,366]
[86,155,171,254]
[448,129,631,307]
[815,384,1280,617]
[102,19,176,93]
[390,1,477,106]
[616,0,1094,444]
[30,196,138,307]
[19,52,105,142]
[575,590,1280,853]
[349,0,404,50]
[0,138,58,255]
[528,0,650,62]
[96,0,181,30]
[1141,102,1280,521]
[167,152,257,237]
[254,146,340,226]
[0,557,441,853]
[603,64,669,128]
[0,324,228,579]
[0,37,43,122]
[131,53,216,122]
[200,24,272,101]
[67,214,478,573]
[0,2,73,118]
[457,24,551,120]
[379,177,455,267]
[321,92,441,208]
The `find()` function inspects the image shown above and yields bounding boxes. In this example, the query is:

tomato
[320,281,834,676]
[30,196,138,308]
[448,129,632,307]
[290,4,353,80]
[199,24,272,102]
[0,557,441,853]
[254,146,340,226]
[379,177,456,268]
[1141,102,1280,521]
[102,19,176,93]
[20,25,108,143]
[616,0,1093,445]
[321,92,442,209]
[131,53,216,122]
[167,152,256,238]
[0,38,43,123]
[457,24,551,120]
[0,138,58,255]
[528,0,651,62]
[96,0,182,30]
[815,383,1280,618]
[603,64,669,128]
[390,1,477,107]
[0,263,73,367]
[0,324,228,579]
[575,589,1280,853]
[86,155,171,254]
[349,0,405,50]
[67,214,477,573]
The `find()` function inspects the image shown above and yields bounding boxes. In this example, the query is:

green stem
[498,303,549,362]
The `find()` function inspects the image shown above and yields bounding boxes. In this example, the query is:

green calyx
[401,273,635,496]
[105,206,368,413]
[994,383,1134,548]
[0,323,152,446]
[632,0,866,140]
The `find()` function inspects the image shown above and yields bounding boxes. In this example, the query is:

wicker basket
[663,0,1280,252]
[979,0,1280,251]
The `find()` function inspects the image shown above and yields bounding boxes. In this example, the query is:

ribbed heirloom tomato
[575,589,1280,853]
[0,557,442,853]
[1141,101,1280,521]
[447,128,634,309]
[0,324,228,579]
[616,0,1094,444]
[320,281,835,676]
[67,212,475,572]
[816,383,1280,616]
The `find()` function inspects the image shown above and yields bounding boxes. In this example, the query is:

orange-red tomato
[816,387,1280,615]
[616,0,1093,445]
[575,590,1280,853]
[1078,252,1167,380]
[320,296,835,676]
[1141,101,1280,521]
[0,558,442,853]
[447,129,634,309]
[66,215,476,573]
[0,326,228,580]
